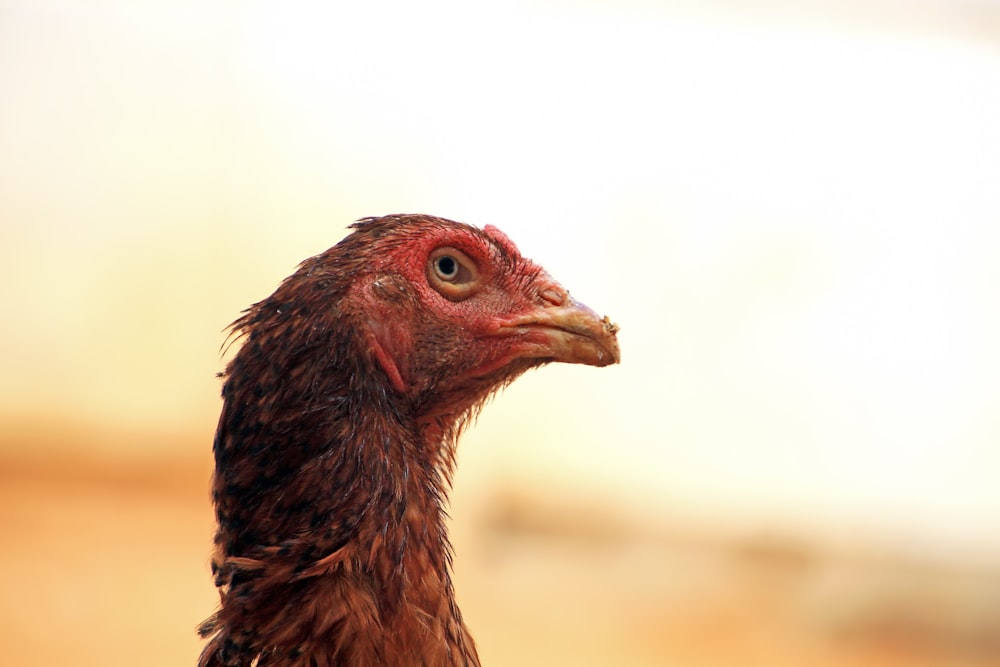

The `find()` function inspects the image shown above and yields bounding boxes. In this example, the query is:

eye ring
[427,247,481,300]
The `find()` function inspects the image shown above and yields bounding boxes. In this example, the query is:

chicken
[198,214,620,667]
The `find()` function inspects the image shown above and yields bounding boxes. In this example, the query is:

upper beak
[495,297,621,367]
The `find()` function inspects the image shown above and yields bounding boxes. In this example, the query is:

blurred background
[2,0,999,665]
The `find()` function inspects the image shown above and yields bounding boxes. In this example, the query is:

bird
[198,214,620,667]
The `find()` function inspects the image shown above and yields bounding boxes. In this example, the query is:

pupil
[438,256,457,276]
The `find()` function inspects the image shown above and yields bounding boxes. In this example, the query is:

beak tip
[564,307,621,367]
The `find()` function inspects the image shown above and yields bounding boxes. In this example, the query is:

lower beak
[496,298,621,367]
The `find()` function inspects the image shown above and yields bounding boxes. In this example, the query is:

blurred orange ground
[1,424,998,667]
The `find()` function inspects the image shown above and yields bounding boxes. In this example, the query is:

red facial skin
[352,220,618,411]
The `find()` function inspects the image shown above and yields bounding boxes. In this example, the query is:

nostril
[539,284,568,306]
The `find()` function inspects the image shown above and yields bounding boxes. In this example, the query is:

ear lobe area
[355,277,414,394]
[361,316,410,394]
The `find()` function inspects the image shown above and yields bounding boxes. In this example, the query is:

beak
[495,297,621,367]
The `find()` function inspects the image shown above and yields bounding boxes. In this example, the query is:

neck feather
[200,372,479,667]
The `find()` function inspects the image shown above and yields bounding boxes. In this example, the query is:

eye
[434,255,459,280]
[427,247,481,300]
